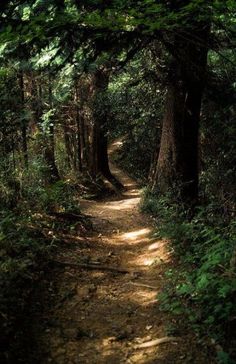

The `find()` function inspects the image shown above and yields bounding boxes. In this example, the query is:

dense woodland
[0,1,236,363]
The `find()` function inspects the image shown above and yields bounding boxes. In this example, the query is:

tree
[76,67,124,189]
[151,23,210,204]
[44,74,60,182]
[0,0,234,202]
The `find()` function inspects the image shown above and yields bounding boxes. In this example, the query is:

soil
[34,140,216,364]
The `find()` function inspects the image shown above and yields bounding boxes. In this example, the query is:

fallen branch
[53,260,131,274]
[127,282,158,290]
[134,336,179,349]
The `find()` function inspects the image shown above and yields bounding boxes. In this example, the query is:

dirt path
[38,141,215,364]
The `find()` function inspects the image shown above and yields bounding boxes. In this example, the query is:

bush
[24,180,81,214]
[0,210,56,362]
[0,139,81,215]
[141,189,236,358]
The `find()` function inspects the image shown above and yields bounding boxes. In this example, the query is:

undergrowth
[112,138,151,183]
[0,165,81,362]
[141,188,236,363]
[0,210,58,363]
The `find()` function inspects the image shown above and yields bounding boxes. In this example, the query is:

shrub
[0,210,56,362]
[30,180,80,214]
[141,189,236,359]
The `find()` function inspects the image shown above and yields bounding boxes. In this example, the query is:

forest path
[40,140,214,364]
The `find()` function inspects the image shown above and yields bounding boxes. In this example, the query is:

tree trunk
[90,69,124,190]
[45,76,60,183]
[19,71,28,168]
[63,123,73,170]
[98,120,124,190]
[151,25,209,205]
[75,86,82,172]
[79,110,89,172]
[77,69,123,190]
[77,114,82,172]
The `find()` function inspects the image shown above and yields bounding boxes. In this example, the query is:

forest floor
[34,140,216,364]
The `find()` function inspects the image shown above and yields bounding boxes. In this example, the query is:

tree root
[52,260,131,274]
[134,336,179,349]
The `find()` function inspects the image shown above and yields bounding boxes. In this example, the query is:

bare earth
[39,141,216,364]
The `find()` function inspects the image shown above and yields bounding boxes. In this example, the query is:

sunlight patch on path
[106,229,152,247]
[121,228,151,240]
[121,289,158,306]
[104,197,140,211]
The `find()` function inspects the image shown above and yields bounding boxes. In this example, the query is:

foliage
[36,180,80,213]
[200,50,236,213]
[0,144,80,215]
[142,189,236,359]
[0,210,56,362]
[108,50,164,181]
[0,0,235,362]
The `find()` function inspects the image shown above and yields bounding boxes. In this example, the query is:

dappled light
[46,144,186,364]
[129,244,170,268]
[103,197,140,211]
[121,228,151,240]
[1,1,233,362]
[148,242,162,251]
[122,288,158,306]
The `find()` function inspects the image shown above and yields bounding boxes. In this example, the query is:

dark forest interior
[0,1,235,363]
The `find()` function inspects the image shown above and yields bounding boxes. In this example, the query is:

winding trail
[39,140,215,364]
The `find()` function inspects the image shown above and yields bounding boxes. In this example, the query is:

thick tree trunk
[78,69,123,190]
[151,25,209,204]
[91,70,124,189]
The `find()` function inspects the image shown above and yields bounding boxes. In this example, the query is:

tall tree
[1,0,233,201]
[151,22,210,204]
[77,68,124,189]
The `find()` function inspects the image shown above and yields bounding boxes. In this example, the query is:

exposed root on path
[52,260,132,274]
[134,337,180,349]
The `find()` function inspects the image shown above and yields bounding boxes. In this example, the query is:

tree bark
[151,25,210,205]
[77,69,123,190]
[91,69,124,189]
